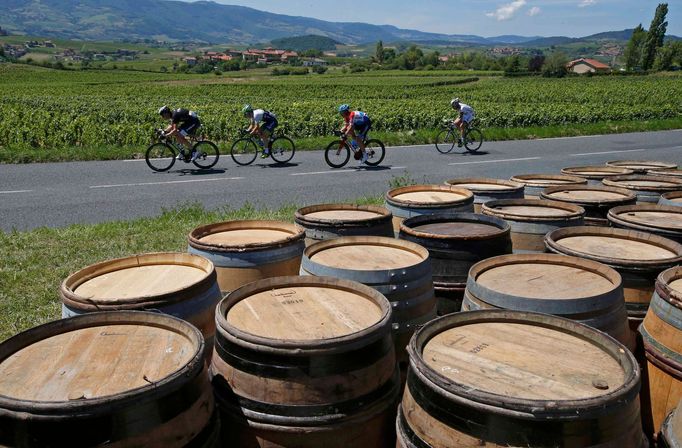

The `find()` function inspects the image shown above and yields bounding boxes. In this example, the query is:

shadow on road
[258,162,300,169]
[358,165,393,171]
[174,168,227,175]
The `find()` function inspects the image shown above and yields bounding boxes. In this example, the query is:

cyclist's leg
[356,119,371,152]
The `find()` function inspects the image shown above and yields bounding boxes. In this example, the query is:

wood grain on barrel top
[493,205,575,217]
[74,265,206,300]
[611,180,680,188]
[310,244,423,270]
[303,210,382,221]
[616,211,682,230]
[0,325,194,401]
[669,278,682,295]
[556,235,677,260]
[476,263,615,299]
[393,191,468,204]
[226,286,383,340]
[517,178,576,185]
[423,322,625,400]
[199,228,295,245]
[571,170,623,175]
[454,183,514,191]
[547,190,630,201]
[413,222,502,238]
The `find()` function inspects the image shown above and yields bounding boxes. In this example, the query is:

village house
[566,58,611,74]
[302,58,328,67]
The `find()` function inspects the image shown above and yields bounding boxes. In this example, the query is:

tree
[624,24,646,70]
[504,55,522,74]
[641,3,668,70]
[375,40,384,63]
[654,41,677,71]
[542,51,569,77]
[528,54,545,72]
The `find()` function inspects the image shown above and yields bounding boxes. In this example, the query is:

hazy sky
[193,0,682,37]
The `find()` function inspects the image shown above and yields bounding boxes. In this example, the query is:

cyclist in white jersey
[450,98,475,147]
[243,104,278,158]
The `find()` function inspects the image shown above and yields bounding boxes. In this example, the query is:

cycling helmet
[242,104,253,115]
[450,98,461,109]
[338,104,350,114]
[158,105,171,116]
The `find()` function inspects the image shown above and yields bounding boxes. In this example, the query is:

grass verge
[0,198,383,341]
[2,117,681,164]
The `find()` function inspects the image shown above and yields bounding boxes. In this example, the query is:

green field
[0,63,681,161]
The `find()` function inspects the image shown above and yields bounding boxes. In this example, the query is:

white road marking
[0,190,33,194]
[570,148,647,156]
[448,157,541,166]
[290,166,406,176]
[89,177,244,189]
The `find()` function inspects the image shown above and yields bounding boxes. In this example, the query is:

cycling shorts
[179,118,201,136]
[353,116,371,138]
[261,117,278,133]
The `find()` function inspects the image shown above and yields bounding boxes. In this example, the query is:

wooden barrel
[609,204,682,243]
[294,203,393,246]
[210,276,400,448]
[0,311,218,448]
[60,252,222,355]
[482,198,585,253]
[648,168,682,180]
[603,175,682,204]
[443,178,524,213]
[541,185,637,226]
[299,236,436,366]
[398,212,512,287]
[607,160,677,174]
[660,192,682,207]
[384,185,474,234]
[509,173,587,198]
[545,226,682,331]
[433,284,465,316]
[562,165,635,185]
[639,267,682,438]
[397,310,644,448]
[188,220,305,294]
[461,253,634,349]
[659,404,682,448]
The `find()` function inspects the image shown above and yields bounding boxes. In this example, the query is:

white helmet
[158,105,171,115]
[450,98,461,109]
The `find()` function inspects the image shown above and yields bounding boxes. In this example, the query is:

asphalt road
[1,130,681,231]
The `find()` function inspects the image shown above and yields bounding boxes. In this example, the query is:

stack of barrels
[2,157,681,448]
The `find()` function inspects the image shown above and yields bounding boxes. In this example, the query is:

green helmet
[242,104,253,115]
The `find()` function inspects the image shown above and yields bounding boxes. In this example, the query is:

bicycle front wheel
[145,142,176,172]
[270,136,295,164]
[192,140,219,169]
[230,138,258,166]
[464,128,484,152]
[363,139,385,166]
[324,140,350,168]
[435,129,456,154]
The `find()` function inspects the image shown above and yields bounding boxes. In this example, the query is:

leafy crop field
[0,63,680,151]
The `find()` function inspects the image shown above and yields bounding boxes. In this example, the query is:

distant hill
[270,35,341,51]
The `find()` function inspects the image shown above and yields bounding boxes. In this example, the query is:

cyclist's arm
[163,123,177,134]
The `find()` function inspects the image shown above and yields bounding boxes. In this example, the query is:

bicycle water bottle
[350,139,359,150]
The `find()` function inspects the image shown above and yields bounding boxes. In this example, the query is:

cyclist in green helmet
[243,104,279,158]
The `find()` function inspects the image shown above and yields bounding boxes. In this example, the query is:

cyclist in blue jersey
[243,104,278,158]
[338,104,371,164]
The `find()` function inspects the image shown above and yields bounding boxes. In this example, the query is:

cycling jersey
[344,111,371,139]
[172,108,200,135]
[458,103,475,123]
[252,109,277,124]
[344,111,368,125]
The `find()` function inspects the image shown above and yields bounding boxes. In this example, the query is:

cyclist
[450,98,475,147]
[159,106,201,161]
[242,104,278,159]
[338,104,371,164]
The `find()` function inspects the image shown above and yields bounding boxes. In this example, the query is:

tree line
[625,3,681,71]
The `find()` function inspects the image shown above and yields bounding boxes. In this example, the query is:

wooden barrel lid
[61,253,215,305]
[410,310,639,410]
[295,204,390,224]
[482,199,585,221]
[561,166,634,180]
[306,237,427,271]
[219,276,391,345]
[648,168,682,179]
[444,178,523,192]
[609,205,682,231]
[510,174,587,187]
[399,213,510,240]
[546,226,682,267]
[661,405,682,448]
[541,185,637,205]
[603,175,682,192]
[0,312,201,403]
[657,267,682,305]
[469,254,619,301]
[386,185,473,207]
[606,160,677,173]
[189,220,304,252]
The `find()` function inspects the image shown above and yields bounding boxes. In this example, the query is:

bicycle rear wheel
[230,138,258,166]
[324,140,351,168]
[363,139,385,166]
[192,140,220,169]
[435,129,456,154]
[270,136,295,164]
[145,142,176,172]
[464,128,484,152]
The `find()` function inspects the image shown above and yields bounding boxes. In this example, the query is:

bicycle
[324,130,386,168]
[145,129,219,172]
[435,120,484,153]
[230,129,295,165]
